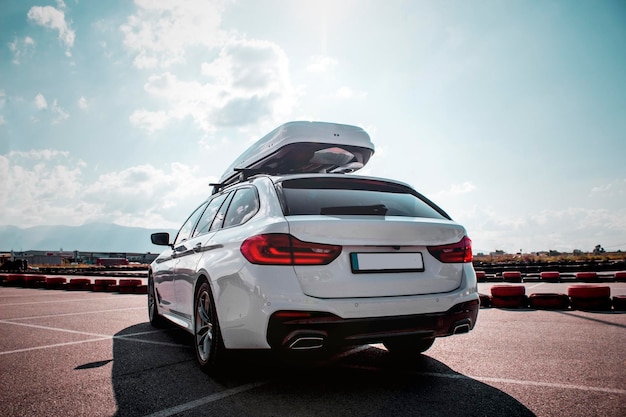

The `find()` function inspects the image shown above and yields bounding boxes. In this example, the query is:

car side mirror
[151,232,172,247]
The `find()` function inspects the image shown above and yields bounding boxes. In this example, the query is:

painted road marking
[340,364,626,396]
[0,320,187,355]
[3,306,144,321]
[140,344,626,417]
[143,381,269,417]
[0,319,111,338]
[0,295,139,307]
[0,337,113,356]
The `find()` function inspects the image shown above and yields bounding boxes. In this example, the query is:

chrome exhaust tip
[453,323,471,334]
[288,336,325,350]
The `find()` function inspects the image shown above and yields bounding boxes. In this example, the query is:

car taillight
[427,236,473,263]
[240,233,342,265]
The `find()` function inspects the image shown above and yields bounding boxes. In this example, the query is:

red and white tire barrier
[540,271,560,282]
[614,271,626,282]
[528,293,570,310]
[575,271,599,282]
[118,279,142,294]
[502,271,522,283]
[475,271,486,283]
[68,278,92,291]
[92,278,117,292]
[45,276,67,289]
[6,274,25,286]
[490,285,527,308]
[567,284,612,311]
[23,275,47,287]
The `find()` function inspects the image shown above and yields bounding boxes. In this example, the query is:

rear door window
[209,192,235,232]
[278,177,449,219]
[192,192,230,237]
[223,187,260,228]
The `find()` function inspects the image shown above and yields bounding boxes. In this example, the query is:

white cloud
[132,38,298,133]
[0,151,216,229]
[0,116,5,126]
[51,99,69,123]
[27,5,75,56]
[307,55,338,73]
[83,163,216,228]
[9,36,36,64]
[0,151,86,227]
[34,93,48,110]
[31,95,69,124]
[78,96,88,110]
[590,179,626,199]
[120,0,226,69]
[431,181,476,201]
[9,150,70,160]
[120,0,300,134]
[129,109,170,133]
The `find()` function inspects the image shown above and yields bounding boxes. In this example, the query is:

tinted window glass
[279,177,448,219]
[192,193,229,237]
[174,202,208,246]
[223,187,259,228]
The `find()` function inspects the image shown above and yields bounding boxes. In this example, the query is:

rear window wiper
[320,204,388,215]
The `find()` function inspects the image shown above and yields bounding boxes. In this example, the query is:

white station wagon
[149,121,479,373]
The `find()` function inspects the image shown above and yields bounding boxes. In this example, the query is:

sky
[1,0,625,254]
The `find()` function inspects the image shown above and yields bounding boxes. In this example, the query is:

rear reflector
[241,233,342,265]
[427,236,473,263]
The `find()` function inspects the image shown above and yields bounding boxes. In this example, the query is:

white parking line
[525,282,545,289]
[143,381,269,417]
[0,337,112,356]
[4,306,144,321]
[341,364,626,396]
[0,295,140,307]
[472,374,626,395]
[0,319,187,355]
[0,330,187,356]
[0,319,110,338]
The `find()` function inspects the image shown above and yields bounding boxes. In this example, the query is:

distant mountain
[0,223,178,253]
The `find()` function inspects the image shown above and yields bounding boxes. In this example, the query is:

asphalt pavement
[0,281,624,417]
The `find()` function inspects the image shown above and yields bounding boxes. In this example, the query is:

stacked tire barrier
[475,269,626,283]
[479,283,625,311]
[0,273,147,294]
[490,285,527,308]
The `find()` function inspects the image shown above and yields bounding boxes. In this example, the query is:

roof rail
[210,168,281,194]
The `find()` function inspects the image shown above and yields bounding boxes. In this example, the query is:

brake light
[241,233,342,265]
[427,236,473,263]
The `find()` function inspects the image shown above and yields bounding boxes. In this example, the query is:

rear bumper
[267,299,479,350]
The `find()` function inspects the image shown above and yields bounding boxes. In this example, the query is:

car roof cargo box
[215,121,375,192]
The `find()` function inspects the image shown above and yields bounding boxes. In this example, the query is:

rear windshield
[277,177,449,219]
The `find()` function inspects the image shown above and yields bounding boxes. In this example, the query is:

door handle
[193,242,202,252]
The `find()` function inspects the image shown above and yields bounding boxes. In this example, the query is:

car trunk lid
[286,216,467,298]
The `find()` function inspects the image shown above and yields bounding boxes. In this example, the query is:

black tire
[148,275,166,327]
[194,280,226,374]
[383,337,435,356]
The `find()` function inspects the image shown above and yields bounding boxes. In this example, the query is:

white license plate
[350,252,424,273]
